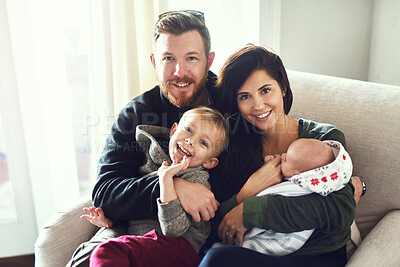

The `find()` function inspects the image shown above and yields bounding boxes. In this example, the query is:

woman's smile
[237,69,285,132]
[253,110,272,119]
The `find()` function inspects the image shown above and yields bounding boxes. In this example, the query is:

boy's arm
[158,163,210,237]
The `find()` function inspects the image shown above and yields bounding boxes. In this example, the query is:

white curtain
[1,0,162,236]
[4,0,81,231]
[88,0,160,170]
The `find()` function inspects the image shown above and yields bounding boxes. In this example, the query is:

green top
[218,119,355,256]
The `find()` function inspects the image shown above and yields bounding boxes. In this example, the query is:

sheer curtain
[1,0,161,238]
[4,0,81,231]
[88,0,159,174]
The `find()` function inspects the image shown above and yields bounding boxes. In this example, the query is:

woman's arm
[243,182,355,232]
[218,182,355,246]
[236,156,282,203]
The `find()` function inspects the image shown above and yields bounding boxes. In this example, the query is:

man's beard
[160,76,207,107]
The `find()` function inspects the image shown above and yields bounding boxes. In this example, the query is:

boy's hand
[158,155,190,180]
[158,155,190,204]
[80,206,112,228]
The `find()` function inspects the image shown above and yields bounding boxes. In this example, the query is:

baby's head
[281,139,335,178]
[168,106,229,169]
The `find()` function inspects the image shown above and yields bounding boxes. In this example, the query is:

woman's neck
[261,116,299,156]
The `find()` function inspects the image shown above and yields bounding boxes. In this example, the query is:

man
[67,10,220,267]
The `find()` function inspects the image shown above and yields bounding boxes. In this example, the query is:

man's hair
[181,106,229,154]
[153,11,211,57]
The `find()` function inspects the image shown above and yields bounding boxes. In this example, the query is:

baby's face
[281,152,298,178]
[168,115,223,168]
[281,139,334,178]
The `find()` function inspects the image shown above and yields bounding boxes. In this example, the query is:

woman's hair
[153,10,211,57]
[211,45,294,201]
[217,44,293,115]
[181,106,230,155]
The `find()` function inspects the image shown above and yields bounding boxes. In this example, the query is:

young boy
[242,138,353,255]
[82,107,229,267]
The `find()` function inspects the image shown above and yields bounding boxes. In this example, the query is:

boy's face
[168,114,222,169]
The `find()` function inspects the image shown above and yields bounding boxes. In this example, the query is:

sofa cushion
[288,70,400,238]
[34,195,96,266]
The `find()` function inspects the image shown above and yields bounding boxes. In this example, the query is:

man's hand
[218,202,247,246]
[174,178,219,222]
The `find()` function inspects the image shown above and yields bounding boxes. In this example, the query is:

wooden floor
[0,254,34,267]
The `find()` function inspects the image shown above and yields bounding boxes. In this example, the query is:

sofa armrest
[35,195,97,267]
[346,210,400,266]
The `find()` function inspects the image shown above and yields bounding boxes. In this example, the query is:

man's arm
[92,101,162,221]
[174,178,219,222]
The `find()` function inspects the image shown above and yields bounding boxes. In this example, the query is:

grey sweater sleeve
[157,167,211,251]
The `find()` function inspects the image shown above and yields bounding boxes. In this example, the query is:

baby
[82,107,229,267]
[280,138,335,179]
[243,138,353,255]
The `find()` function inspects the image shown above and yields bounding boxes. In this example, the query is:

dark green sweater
[217,119,356,256]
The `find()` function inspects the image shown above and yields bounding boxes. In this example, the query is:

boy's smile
[168,115,222,169]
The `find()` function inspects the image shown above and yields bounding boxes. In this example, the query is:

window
[0,114,17,223]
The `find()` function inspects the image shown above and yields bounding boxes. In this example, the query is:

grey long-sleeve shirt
[127,125,211,252]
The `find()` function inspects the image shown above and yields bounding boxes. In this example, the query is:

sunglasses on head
[158,10,205,23]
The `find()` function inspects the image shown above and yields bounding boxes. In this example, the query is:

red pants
[90,229,200,267]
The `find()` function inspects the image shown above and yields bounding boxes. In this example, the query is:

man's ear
[207,52,215,70]
[170,122,178,138]
[202,157,219,169]
[150,53,156,69]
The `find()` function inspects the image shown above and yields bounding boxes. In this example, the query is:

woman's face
[236,69,285,132]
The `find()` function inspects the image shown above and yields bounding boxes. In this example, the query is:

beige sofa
[34,71,400,266]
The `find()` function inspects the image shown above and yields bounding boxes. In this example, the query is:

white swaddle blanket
[242,140,353,255]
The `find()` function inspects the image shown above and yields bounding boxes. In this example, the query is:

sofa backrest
[287,70,400,238]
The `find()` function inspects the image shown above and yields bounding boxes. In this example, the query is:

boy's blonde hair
[181,107,229,154]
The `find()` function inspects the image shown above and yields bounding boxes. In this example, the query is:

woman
[200,45,356,267]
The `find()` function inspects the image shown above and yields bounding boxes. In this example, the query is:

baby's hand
[158,155,190,179]
[80,207,112,228]
[264,155,275,164]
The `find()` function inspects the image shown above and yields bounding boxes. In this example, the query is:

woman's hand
[218,202,247,246]
[236,155,283,203]
[351,176,364,204]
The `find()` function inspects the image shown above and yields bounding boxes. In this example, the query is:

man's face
[151,30,214,107]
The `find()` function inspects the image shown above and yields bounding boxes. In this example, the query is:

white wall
[274,0,374,81]
[368,0,400,86]
[259,0,400,86]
